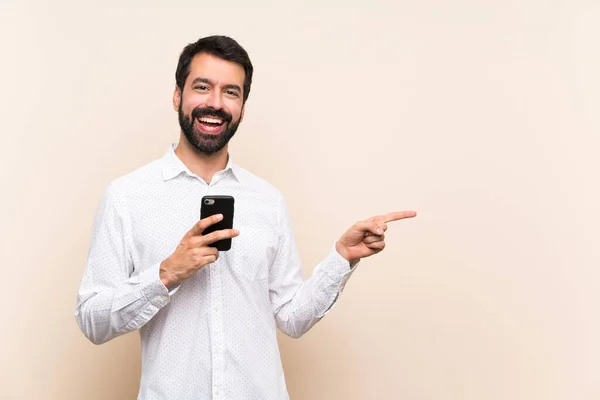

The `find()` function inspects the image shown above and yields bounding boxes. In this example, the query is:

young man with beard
[75,35,416,399]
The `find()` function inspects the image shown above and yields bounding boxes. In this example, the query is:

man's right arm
[74,184,238,344]
[74,184,171,345]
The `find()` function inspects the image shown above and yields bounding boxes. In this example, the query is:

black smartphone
[200,195,235,251]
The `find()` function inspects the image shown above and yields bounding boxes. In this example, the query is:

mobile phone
[200,195,235,251]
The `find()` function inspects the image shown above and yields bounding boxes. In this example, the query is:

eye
[194,85,208,91]
[225,90,240,98]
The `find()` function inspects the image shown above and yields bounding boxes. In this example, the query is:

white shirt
[75,144,358,400]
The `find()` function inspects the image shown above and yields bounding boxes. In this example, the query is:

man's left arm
[269,194,416,338]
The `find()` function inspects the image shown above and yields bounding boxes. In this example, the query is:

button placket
[210,254,224,398]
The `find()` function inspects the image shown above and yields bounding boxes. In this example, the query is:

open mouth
[195,116,226,134]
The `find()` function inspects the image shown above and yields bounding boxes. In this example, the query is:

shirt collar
[161,143,242,183]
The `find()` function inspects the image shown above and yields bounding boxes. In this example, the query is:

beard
[178,104,241,155]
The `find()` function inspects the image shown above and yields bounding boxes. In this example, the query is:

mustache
[191,107,232,123]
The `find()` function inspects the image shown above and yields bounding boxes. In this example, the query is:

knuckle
[205,255,217,265]
[202,233,214,244]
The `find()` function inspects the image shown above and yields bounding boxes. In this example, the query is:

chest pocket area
[226,226,278,281]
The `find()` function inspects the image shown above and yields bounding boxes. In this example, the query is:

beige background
[1,0,599,399]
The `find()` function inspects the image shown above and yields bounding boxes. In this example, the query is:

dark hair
[175,35,253,104]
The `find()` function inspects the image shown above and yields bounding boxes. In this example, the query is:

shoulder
[107,158,163,195]
[232,164,285,201]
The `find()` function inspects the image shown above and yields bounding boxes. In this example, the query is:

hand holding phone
[159,196,237,290]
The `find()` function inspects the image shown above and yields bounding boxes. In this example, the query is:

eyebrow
[191,77,242,93]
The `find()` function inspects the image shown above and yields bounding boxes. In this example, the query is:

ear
[173,86,182,111]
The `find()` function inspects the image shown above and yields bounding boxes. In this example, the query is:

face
[174,53,246,155]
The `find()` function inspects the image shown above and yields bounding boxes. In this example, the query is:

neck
[174,133,229,184]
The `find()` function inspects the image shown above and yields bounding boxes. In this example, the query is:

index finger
[375,211,417,223]
[185,214,223,238]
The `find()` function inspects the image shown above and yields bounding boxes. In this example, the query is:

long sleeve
[269,195,359,339]
[74,183,171,345]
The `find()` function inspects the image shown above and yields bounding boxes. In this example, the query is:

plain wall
[1,0,599,399]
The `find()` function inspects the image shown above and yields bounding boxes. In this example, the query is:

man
[75,35,416,399]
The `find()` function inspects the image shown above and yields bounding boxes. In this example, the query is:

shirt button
[161,295,169,301]
[211,265,216,271]
[214,307,219,312]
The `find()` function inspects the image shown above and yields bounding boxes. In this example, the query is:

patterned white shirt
[75,144,358,399]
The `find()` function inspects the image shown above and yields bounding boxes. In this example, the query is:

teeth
[199,117,222,124]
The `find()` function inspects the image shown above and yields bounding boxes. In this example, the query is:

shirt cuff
[326,243,360,284]
[312,244,360,319]
[139,262,179,308]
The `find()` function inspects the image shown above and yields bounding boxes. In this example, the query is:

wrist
[159,259,177,290]
[335,241,357,264]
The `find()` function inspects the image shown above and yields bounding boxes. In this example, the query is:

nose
[205,90,223,110]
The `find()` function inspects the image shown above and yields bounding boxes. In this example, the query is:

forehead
[186,53,245,87]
